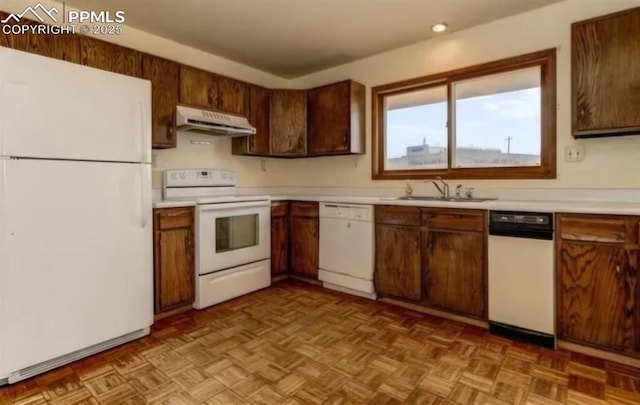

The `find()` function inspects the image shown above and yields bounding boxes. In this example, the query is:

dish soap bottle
[404,181,414,197]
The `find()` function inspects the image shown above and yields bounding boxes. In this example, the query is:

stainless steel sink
[396,196,497,203]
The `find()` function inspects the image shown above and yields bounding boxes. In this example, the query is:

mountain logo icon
[1,3,59,24]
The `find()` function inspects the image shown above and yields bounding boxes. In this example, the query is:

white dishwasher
[319,203,375,299]
[488,210,555,349]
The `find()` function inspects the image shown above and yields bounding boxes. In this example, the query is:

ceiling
[63,0,564,78]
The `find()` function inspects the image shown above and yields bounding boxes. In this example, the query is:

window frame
[371,49,557,180]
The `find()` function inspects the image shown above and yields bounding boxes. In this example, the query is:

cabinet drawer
[557,214,634,244]
[290,201,319,217]
[375,206,421,226]
[271,201,289,217]
[423,209,486,232]
[155,207,194,230]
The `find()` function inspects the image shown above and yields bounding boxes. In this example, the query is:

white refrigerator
[0,47,153,384]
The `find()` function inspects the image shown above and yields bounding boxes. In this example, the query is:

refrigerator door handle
[140,164,149,229]
[139,102,147,163]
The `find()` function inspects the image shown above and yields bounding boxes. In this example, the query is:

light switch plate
[564,145,585,162]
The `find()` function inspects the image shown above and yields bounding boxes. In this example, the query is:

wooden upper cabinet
[218,76,248,115]
[142,55,180,149]
[270,90,307,156]
[0,14,80,63]
[179,65,218,109]
[250,84,271,154]
[572,7,640,137]
[80,36,141,77]
[232,84,270,156]
[307,80,365,155]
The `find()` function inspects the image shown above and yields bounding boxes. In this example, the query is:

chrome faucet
[427,176,450,199]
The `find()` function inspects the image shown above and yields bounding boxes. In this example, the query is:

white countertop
[269,194,640,215]
[153,194,640,215]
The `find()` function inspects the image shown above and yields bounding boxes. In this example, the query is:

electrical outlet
[564,145,585,162]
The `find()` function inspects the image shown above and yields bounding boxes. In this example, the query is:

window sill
[372,166,557,180]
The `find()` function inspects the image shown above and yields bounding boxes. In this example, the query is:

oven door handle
[198,200,271,211]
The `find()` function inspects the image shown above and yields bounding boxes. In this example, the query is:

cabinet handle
[580,109,585,117]
[616,264,621,274]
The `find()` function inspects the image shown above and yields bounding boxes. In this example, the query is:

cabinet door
[80,36,141,77]
[218,76,248,115]
[179,65,218,109]
[142,55,180,149]
[290,216,319,278]
[558,242,635,352]
[375,224,421,301]
[307,81,350,155]
[249,84,270,154]
[155,228,194,312]
[425,230,486,318]
[271,215,289,276]
[231,84,270,155]
[270,90,307,156]
[573,9,640,136]
[0,15,80,63]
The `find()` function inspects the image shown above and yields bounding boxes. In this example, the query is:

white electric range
[163,169,271,309]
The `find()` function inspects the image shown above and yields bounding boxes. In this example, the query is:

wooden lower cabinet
[557,213,640,356]
[289,202,319,278]
[375,223,422,301]
[558,242,635,351]
[153,207,195,316]
[271,202,289,276]
[374,206,487,319]
[424,230,486,318]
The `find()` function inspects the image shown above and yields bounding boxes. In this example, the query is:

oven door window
[215,214,259,253]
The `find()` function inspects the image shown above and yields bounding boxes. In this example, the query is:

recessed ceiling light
[431,23,448,33]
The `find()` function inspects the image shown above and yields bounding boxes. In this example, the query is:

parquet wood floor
[2,280,640,404]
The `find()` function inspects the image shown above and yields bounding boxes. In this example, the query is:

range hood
[176,105,256,137]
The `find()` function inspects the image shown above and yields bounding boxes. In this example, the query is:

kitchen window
[372,49,556,179]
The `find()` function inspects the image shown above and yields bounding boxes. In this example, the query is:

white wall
[5,0,640,190]
[277,0,640,191]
